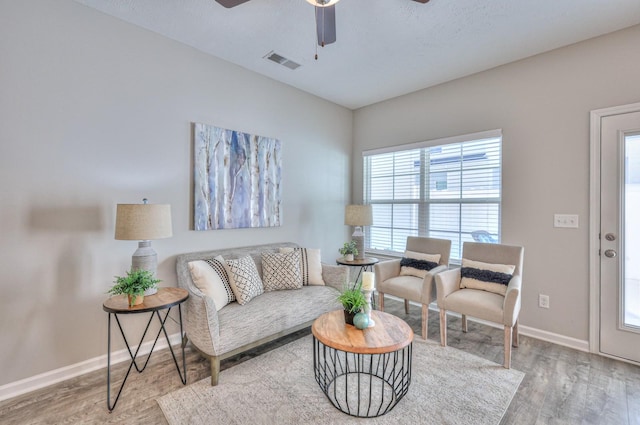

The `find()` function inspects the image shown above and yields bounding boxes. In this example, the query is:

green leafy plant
[337,282,366,314]
[108,269,161,306]
[338,240,359,257]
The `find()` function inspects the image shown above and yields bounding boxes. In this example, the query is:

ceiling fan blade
[315,5,336,46]
[215,0,251,8]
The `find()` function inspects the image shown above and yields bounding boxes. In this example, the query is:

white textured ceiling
[76,0,640,109]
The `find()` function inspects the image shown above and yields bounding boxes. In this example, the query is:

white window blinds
[363,130,502,261]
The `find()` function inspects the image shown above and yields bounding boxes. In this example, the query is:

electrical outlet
[539,294,550,309]
[554,214,579,228]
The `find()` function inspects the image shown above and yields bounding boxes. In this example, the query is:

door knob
[604,249,617,258]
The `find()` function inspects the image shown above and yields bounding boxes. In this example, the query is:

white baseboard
[516,324,589,352]
[441,311,589,352]
[0,299,592,403]
[0,332,182,403]
[386,296,590,353]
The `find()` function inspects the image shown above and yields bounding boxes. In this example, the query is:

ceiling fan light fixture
[305,0,340,7]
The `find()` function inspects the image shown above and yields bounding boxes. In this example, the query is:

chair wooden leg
[504,326,512,369]
[513,321,519,347]
[378,292,385,311]
[404,299,410,314]
[421,304,428,340]
[439,309,447,346]
[461,314,468,333]
[210,356,220,386]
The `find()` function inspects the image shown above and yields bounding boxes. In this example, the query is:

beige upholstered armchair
[436,242,524,368]
[375,237,452,340]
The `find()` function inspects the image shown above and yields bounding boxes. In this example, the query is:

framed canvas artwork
[193,123,282,230]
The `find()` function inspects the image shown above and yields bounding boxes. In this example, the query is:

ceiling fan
[215,0,430,47]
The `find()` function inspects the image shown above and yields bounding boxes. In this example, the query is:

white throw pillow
[460,258,516,296]
[279,247,325,286]
[261,251,303,291]
[187,256,235,311]
[225,255,264,305]
[399,250,441,278]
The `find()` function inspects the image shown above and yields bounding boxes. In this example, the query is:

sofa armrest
[321,263,349,291]
[503,275,522,327]
[435,268,461,308]
[176,256,222,356]
[374,259,401,288]
[183,291,221,356]
[420,264,448,304]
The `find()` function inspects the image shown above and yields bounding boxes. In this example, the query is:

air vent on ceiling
[264,51,301,70]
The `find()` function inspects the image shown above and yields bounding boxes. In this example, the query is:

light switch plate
[554,214,579,228]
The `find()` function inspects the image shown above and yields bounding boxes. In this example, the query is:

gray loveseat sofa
[176,242,347,385]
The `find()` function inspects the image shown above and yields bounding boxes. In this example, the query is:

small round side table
[103,287,189,412]
[336,257,379,283]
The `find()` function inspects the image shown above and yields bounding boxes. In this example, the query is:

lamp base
[352,226,365,260]
[132,241,158,296]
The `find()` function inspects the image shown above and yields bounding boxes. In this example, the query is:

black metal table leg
[313,336,412,418]
[105,302,187,412]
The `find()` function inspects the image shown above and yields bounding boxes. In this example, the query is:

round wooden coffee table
[311,310,413,418]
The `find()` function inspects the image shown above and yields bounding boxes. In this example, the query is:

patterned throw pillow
[460,258,516,296]
[225,256,264,305]
[187,256,235,311]
[399,250,442,278]
[279,247,325,286]
[261,251,303,291]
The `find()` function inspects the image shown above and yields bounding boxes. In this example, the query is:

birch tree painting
[194,123,282,230]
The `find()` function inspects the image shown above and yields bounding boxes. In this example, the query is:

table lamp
[115,198,172,294]
[344,204,373,260]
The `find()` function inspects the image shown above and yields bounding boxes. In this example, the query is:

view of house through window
[363,130,502,261]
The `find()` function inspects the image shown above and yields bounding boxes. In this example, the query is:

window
[363,130,502,261]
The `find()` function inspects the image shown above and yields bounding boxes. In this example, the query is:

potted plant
[338,240,359,261]
[108,269,161,307]
[337,282,366,326]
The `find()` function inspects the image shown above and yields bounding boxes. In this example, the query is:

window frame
[362,129,503,263]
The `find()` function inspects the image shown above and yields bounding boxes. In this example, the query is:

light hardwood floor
[1,298,639,424]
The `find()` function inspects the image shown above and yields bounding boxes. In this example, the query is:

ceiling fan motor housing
[306,0,340,6]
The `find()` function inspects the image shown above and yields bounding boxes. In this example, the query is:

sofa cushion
[380,275,424,302]
[187,256,235,311]
[225,256,264,305]
[460,258,515,296]
[443,288,505,323]
[400,250,441,278]
[216,285,341,354]
[261,251,303,291]
[279,247,325,286]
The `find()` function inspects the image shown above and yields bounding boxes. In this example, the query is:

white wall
[0,0,352,386]
[353,24,640,341]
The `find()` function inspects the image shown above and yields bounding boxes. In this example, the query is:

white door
[597,107,640,363]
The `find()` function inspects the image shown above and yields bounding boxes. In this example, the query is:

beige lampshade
[115,203,172,240]
[344,204,373,226]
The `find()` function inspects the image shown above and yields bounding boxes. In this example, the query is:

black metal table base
[352,264,375,285]
[106,305,187,412]
[313,336,412,418]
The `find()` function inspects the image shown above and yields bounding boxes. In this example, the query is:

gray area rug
[157,335,524,425]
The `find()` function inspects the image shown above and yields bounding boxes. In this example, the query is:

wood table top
[312,310,413,354]
[103,287,189,314]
